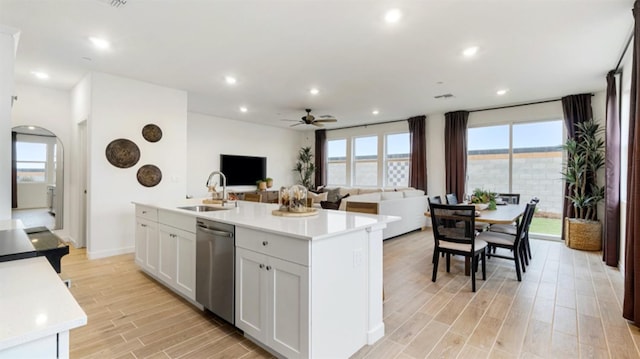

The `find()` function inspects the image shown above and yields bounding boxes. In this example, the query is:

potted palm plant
[293,146,315,190]
[561,119,605,250]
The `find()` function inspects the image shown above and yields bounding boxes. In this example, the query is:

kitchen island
[0,220,87,358]
[132,199,398,359]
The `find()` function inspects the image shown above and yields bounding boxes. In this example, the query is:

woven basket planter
[565,218,602,251]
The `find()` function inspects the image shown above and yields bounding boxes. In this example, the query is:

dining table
[424,203,527,275]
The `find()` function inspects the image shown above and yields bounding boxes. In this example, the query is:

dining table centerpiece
[470,188,497,210]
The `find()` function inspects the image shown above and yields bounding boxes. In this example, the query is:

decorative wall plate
[142,124,162,143]
[137,164,162,187]
[105,139,140,168]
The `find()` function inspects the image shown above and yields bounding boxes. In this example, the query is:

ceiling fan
[284,109,338,127]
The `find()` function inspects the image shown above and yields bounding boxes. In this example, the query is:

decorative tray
[271,208,318,217]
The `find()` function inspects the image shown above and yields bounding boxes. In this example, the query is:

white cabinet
[134,205,196,302]
[236,229,310,359]
[135,217,158,275]
[158,223,196,300]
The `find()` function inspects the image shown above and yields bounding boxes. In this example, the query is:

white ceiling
[1,0,633,130]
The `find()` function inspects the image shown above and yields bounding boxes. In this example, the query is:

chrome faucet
[206,171,227,205]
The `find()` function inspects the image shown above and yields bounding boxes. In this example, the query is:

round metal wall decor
[142,124,162,143]
[105,138,140,168]
[137,164,162,187]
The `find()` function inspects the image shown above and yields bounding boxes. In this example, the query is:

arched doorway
[11,125,64,230]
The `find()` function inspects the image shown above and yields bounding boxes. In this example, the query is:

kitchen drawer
[236,227,309,266]
[136,205,158,222]
[158,210,196,233]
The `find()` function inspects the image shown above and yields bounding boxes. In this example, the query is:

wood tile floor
[61,229,640,358]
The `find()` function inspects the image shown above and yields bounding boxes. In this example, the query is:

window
[16,142,47,182]
[353,136,378,186]
[467,120,564,236]
[385,133,409,187]
[327,139,347,186]
[467,125,510,193]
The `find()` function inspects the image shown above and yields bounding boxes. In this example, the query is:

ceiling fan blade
[281,119,299,122]
[314,119,337,123]
[318,115,334,118]
[290,122,303,127]
[311,122,323,127]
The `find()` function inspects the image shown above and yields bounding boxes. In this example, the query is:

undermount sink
[178,205,229,212]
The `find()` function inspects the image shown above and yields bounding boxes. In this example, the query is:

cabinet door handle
[266,265,271,271]
[141,224,147,228]
[259,264,264,269]
[142,211,147,214]
[262,241,268,246]
[170,234,177,238]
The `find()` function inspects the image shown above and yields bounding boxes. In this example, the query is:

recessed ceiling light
[225,76,237,85]
[496,89,508,96]
[28,126,36,130]
[239,106,248,113]
[31,71,49,80]
[89,37,110,50]
[385,9,402,23]
[310,88,319,95]
[372,110,379,115]
[462,46,479,57]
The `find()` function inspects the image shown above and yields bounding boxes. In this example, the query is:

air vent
[434,93,454,99]
[96,0,127,7]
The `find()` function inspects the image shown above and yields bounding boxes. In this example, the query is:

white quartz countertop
[0,257,87,351]
[134,199,400,240]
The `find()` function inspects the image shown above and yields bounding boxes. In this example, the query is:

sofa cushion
[381,192,404,200]
[308,191,328,203]
[340,187,360,198]
[358,188,383,195]
[403,189,425,198]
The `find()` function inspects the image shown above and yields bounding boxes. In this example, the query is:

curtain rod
[326,118,407,131]
[614,31,633,72]
[469,98,561,113]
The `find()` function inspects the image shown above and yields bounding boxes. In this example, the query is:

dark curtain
[314,129,326,189]
[11,131,17,209]
[444,111,468,201]
[560,93,593,239]
[604,71,621,267]
[623,0,640,326]
[408,115,427,191]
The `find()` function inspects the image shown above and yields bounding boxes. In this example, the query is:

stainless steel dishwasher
[195,218,235,324]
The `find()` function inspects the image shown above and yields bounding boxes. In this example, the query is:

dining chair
[345,201,379,215]
[497,193,520,204]
[445,193,459,205]
[489,199,538,262]
[477,202,536,281]
[244,193,262,202]
[429,203,487,292]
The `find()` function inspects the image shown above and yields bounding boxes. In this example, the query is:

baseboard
[87,246,134,260]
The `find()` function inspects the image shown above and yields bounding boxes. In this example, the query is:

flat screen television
[220,154,267,186]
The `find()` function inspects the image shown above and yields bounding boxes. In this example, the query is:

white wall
[87,73,187,259]
[11,84,72,234]
[0,26,19,220]
[186,112,305,198]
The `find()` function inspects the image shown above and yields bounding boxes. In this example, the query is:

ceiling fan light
[309,88,319,95]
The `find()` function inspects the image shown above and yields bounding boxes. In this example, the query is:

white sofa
[310,187,429,240]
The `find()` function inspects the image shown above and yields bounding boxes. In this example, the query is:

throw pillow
[320,193,350,210]
[326,187,341,202]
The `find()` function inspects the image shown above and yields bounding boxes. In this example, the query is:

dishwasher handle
[197,225,234,238]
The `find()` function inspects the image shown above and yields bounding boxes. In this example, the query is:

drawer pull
[142,210,147,214]
[259,264,264,269]
[266,265,272,271]
[141,224,147,228]
[262,241,268,246]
